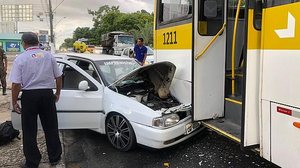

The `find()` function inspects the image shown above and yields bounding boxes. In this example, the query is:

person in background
[10,32,62,168]
[0,45,7,95]
[134,38,147,66]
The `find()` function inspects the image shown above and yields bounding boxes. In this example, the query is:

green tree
[73,27,92,41]
[61,5,155,48]
[136,21,153,45]
[59,38,75,49]
[88,6,154,46]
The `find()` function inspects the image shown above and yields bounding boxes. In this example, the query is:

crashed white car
[12,53,202,151]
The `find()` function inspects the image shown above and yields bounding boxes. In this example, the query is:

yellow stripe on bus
[155,23,193,50]
[261,2,300,50]
[247,9,262,50]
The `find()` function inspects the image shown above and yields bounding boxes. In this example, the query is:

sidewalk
[0,92,65,168]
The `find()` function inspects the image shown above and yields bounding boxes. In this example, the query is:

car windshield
[95,60,140,85]
[118,36,134,44]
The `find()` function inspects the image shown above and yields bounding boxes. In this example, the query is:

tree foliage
[88,5,154,45]
[60,5,154,49]
[59,38,75,49]
[73,27,91,40]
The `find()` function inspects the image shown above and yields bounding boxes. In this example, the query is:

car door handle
[293,122,300,129]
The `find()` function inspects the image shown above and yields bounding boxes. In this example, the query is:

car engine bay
[119,81,181,111]
[110,62,191,119]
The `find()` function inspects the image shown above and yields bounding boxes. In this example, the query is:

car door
[11,59,104,130]
[56,59,104,129]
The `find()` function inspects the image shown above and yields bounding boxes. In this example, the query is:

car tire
[105,113,136,151]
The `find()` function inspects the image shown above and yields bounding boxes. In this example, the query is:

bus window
[266,0,300,7]
[253,0,262,30]
[159,0,192,23]
[198,0,224,36]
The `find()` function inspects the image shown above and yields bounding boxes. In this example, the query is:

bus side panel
[260,2,300,167]
[155,23,193,104]
[270,103,300,168]
[244,50,260,146]
[156,49,192,104]
[243,9,261,147]
[260,100,271,161]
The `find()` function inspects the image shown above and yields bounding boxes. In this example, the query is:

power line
[40,0,46,13]
[53,0,64,12]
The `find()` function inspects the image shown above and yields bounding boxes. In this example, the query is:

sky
[0,0,154,48]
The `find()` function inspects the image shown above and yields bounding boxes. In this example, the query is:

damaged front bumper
[131,116,204,149]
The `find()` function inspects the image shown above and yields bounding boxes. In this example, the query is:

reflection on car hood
[110,61,176,99]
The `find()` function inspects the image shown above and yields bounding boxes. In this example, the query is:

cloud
[1,0,154,48]
[117,0,154,13]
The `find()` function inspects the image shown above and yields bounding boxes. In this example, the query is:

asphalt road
[62,129,279,168]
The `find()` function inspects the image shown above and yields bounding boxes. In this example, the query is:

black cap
[21,32,39,46]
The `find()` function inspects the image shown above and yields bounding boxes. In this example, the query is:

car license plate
[185,122,200,135]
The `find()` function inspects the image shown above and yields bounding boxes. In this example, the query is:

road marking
[275,12,296,38]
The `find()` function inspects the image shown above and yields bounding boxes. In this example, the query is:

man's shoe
[50,156,61,166]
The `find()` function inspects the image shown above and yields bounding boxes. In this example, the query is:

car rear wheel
[105,113,136,151]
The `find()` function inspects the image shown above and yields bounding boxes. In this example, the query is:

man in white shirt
[10,32,62,168]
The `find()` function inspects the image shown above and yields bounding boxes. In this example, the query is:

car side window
[60,63,98,91]
[68,59,102,84]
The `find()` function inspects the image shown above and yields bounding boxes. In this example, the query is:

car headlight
[152,114,180,128]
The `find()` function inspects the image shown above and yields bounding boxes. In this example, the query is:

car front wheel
[105,113,136,151]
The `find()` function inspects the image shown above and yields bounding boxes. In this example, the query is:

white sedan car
[12,53,202,151]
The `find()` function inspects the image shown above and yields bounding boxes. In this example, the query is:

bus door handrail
[195,23,226,60]
[231,0,243,96]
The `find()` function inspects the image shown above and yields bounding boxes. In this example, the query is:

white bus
[154,0,300,167]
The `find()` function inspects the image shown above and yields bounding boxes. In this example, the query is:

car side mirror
[204,0,218,18]
[78,80,90,91]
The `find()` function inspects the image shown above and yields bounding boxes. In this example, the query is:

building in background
[0,4,32,53]
[0,4,33,33]
[0,22,15,33]
[0,33,24,53]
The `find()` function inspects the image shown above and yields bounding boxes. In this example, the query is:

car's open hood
[110,61,176,99]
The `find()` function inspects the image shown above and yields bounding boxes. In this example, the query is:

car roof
[58,52,132,61]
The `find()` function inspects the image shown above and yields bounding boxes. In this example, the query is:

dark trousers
[0,68,6,88]
[21,89,62,167]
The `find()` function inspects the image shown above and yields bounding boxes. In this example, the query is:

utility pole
[48,0,55,53]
